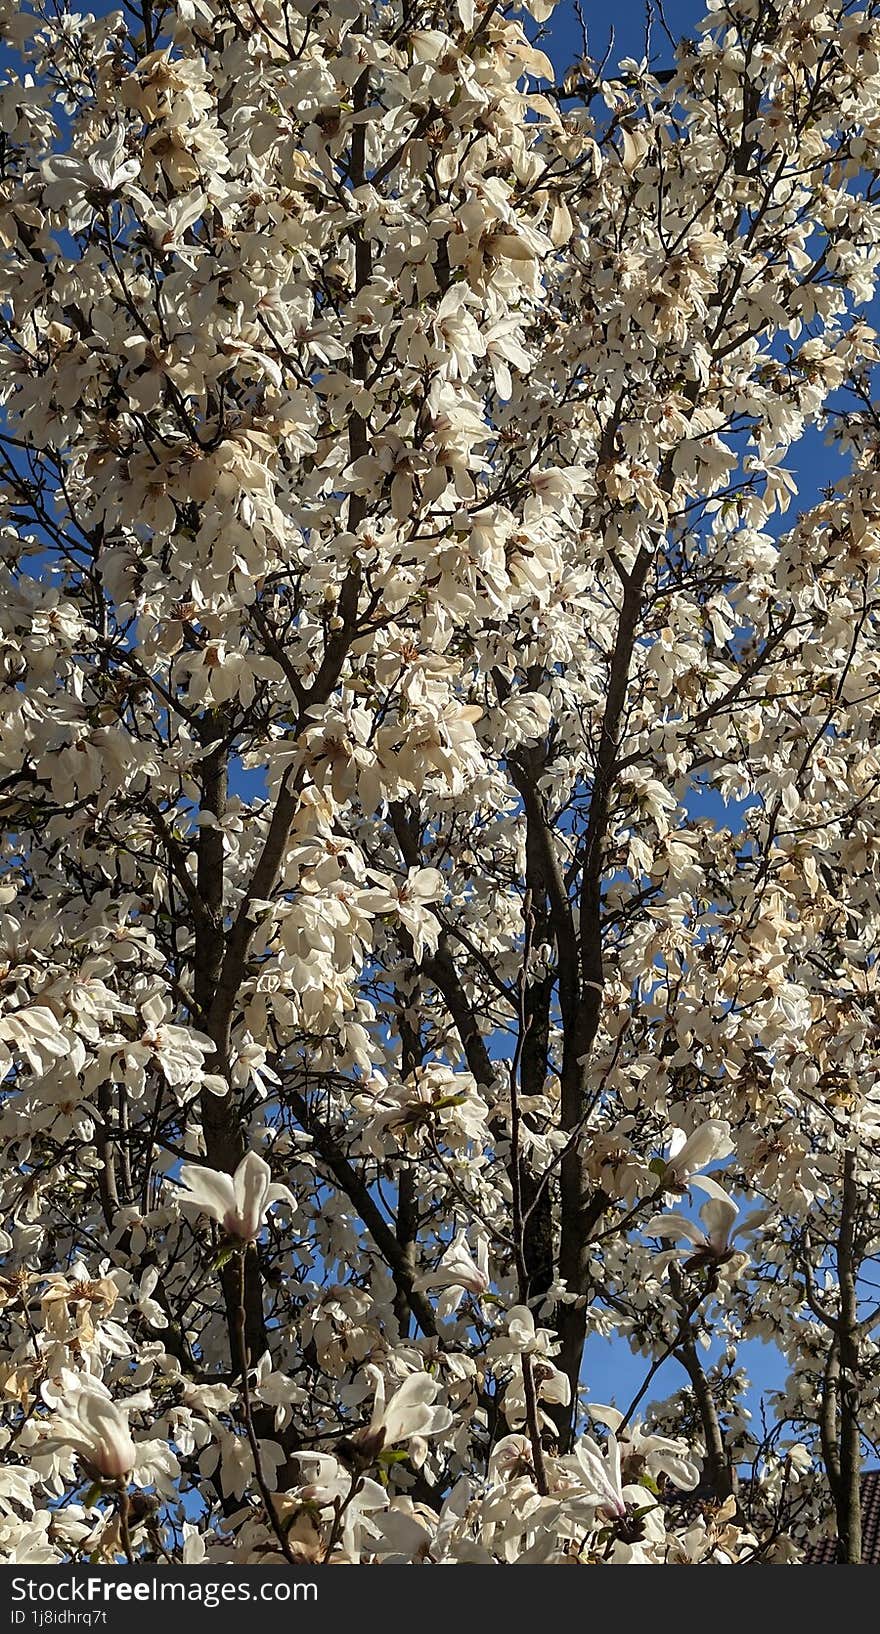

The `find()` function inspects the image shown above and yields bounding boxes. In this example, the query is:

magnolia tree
[3,0,880,1568]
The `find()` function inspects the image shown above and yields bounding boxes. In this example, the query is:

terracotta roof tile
[802,1470,880,1564]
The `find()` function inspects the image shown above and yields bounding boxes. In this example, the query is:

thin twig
[117,1486,135,1565]
[509,890,548,1495]
[322,1470,364,1562]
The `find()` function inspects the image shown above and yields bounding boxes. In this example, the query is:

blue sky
[547,0,704,72]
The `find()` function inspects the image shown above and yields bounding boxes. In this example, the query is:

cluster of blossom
[2,0,880,1565]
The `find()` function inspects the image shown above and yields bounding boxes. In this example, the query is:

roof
[802,1470,880,1564]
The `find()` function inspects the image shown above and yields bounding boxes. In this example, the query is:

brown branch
[287,1086,439,1339]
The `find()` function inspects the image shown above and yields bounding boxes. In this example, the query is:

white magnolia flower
[568,1432,628,1521]
[42,134,140,201]
[367,1365,454,1447]
[360,867,445,960]
[646,1196,765,1269]
[413,1229,490,1313]
[40,1373,136,1483]
[491,1304,544,1354]
[177,1150,294,1241]
[287,1453,389,1560]
[501,1359,571,1431]
[488,1432,541,1485]
[588,1405,700,1490]
[345,1366,454,1466]
[784,1442,813,1483]
[659,1119,734,1202]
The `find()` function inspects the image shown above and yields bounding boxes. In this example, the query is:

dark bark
[548,553,652,1447]
[194,728,269,1378]
[675,1336,736,1503]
